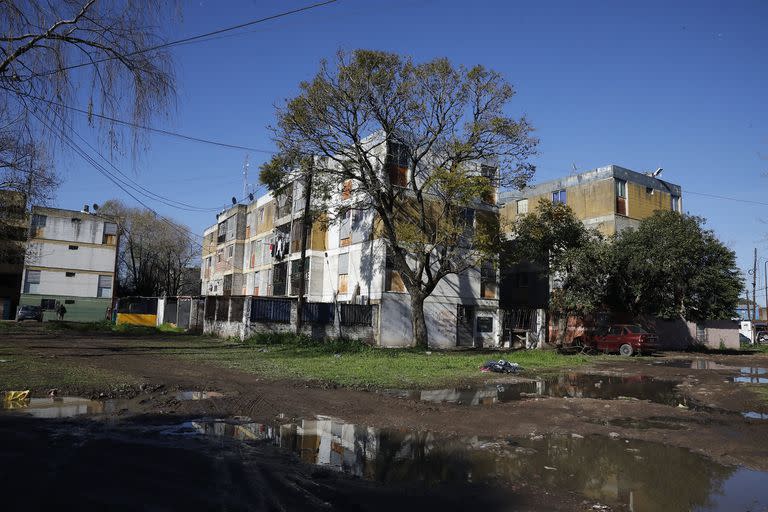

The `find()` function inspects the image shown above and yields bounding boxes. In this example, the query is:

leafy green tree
[610,211,742,322]
[263,49,538,348]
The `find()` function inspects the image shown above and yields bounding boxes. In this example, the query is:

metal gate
[164,298,178,325]
[177,298,191,329]
[456,305,475,347]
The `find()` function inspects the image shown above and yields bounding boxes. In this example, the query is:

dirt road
[1,330,767,511]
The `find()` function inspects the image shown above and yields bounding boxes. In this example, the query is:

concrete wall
[202,296,378,343]
[378,293,500,349]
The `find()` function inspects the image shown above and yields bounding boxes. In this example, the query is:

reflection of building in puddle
[1,397,107,419]
[279,416,379,477]
[190,416,380,477]
[743,411,768,420]
[188,416,767,511]
[731,368,768,385]
[176,391,225,401]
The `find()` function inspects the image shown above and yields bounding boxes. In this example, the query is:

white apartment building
[201,137,500,348]
[20,206,118,322]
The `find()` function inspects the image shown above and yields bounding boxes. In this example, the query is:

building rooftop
[498,164,682,205]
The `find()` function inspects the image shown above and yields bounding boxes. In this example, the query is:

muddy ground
[2,330,767,511]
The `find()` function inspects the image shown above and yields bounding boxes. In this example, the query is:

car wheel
[619,343,633,357]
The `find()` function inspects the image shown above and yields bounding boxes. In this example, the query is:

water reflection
[386,374,684,407]
[188,416,768,512]
[0,397,112,418]
[176,391,225,401]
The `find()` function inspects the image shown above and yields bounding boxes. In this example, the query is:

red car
[581,324,658,356]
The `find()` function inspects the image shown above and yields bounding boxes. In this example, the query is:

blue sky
[52,0,767,298]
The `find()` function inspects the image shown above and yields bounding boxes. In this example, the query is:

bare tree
[0,0,176,201]
[263,50,537,348]
[101,199,196,297]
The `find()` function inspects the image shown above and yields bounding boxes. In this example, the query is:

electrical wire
[3,87,274,154]
[684,190,768,207]
[23,0,338,79]
[29,105,206,248]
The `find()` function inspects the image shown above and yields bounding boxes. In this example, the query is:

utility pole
[295,163,313,334]
[754,248,758,323]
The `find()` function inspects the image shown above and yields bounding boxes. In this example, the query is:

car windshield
[625,325,647,334]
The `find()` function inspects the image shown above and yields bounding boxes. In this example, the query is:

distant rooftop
[498,164,682,205]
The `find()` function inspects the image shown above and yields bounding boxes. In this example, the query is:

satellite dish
[231,196,237,205]
[249,193,254,201]
[92,203,99,211]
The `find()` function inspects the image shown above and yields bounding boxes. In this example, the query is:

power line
[34,109,206,248]
[25,0,338,79]
[685,190,768,207]
[1,86,274,154]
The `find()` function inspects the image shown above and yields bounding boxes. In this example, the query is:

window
[97,275,112,298]
[339,210,351,247]
[102,222,117,245]
[615,179,627,198]
[477,317,493,333]
[671,195,680,212]
[290,258,310,296]
[30,214,46,237]
[217,221,227,244]
[516,199,528,215]
[64,299,75,305]
[385,253,405,292]
[227,245,234,259]
[615,179,627,216]
[24,270,41,293]
[458,208,475,248]
[341,179,352,200]
[68,245,79,250]
[386,141,409,187]
[480,261,497,299]
[65,272,76,277]
[552,189,566,204]
[480,165,497,204]
[338,252,349,294]
[512,272,529,288]
[40,299,56,310]
[31,214,47,227]
[351,209,366,243]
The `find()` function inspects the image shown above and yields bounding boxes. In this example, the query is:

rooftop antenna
[242,154,250,200]
[571,163,578,174]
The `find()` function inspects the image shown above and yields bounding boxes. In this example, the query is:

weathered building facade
[498,165,683,310]
[201,141,500,348]
[19,206,118,321]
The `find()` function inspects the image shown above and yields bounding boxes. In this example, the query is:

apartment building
[499,164,682,236]
[0,190,27,319]
[201,138,500,348]
[498,164,682,309]
[19,206,118,321]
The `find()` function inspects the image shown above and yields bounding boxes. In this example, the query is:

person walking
[57,303,67,321]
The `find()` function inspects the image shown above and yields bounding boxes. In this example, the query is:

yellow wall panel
[626,182,671,220]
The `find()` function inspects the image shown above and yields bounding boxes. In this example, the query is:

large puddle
[179,415,768,512]
[385,373,686,407]
[655,360,768,385]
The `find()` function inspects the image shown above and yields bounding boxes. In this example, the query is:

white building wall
[27,269,105,298]
[27,241,116,273]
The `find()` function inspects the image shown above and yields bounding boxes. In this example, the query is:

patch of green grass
[744,343,768,354]
[0,353,140,394]
[750,385,768,404]
[176,337,593,389]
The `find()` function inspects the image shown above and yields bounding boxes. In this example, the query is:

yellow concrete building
[499,165,682,236]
